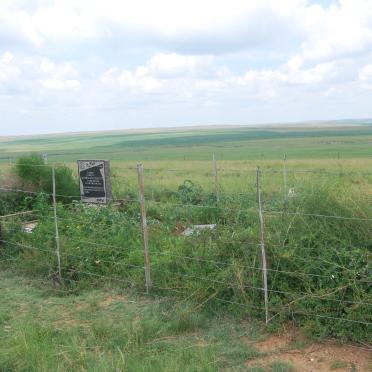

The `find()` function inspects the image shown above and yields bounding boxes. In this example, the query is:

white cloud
[42,78,80,90]
[98,52,353,106]
[358,63,372,89]
[0,52,21,82]
[138,53,216,78]
[300,0,372,61]
[0,1,371,60]
[99,53,219,97]
[1,0,371,59]
[1,1,372,134]
[0,0,307,54]
[0,51,81,98]
[359,64,372,82]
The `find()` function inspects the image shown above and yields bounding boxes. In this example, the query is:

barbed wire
[1,161,372,342]
[2,262,371,352]
[5,218,369,280]
[3,217,368,279]
[2,157,372,176]
[2,239,371,309]
[1,208,370,271]
[265,210,372,222]
[1,240,145,272]
[2,185,372,222]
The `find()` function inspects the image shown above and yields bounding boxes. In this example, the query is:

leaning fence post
[213,153,220,203]
[52,164,62,282]
[137,164,152,293]
[256,166,269,324]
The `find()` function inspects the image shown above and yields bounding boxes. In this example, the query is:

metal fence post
[52,164,62,282]
[213,153,220,203]
[256,166,269,324]
[137,164,152,293]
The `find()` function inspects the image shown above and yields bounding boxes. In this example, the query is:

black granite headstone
[77,160,111,204]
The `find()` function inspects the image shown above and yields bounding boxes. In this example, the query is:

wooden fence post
[283,153,288,210]
[137,164,152,293]
[256,166,269,324]
[0,219,3,245]
[52,164,62,282]
[213,153,220,203]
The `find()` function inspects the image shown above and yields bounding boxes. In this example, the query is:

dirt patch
[174,222,187,236]
[246,334,372,372]
[51,304,90,329]
[99,294,126,308]
[53,318,80,328]
[254,334,290,353]
[73,302,88,311]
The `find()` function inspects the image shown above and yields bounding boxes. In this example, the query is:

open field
[1,124,371,196]
[0,124,371,370]
[1,124,372,162]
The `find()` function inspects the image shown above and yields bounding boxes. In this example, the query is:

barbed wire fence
[0,154,371,349]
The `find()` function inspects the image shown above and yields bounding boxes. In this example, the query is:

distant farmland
[1,124,372,163]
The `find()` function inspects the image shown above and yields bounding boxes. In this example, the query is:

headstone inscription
[77,160,112,204]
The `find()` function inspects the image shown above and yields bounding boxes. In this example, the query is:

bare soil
[246,331,372,372]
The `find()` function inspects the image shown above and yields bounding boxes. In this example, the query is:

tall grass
[1,169,371,343]
[0,271,263,371]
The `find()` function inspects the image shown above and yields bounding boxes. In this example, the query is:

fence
[0,155,371,347]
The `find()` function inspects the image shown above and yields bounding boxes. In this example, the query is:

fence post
[283,153,287,210]
[137,164,152,293]
[0,219,3,245]
[256,166,269,324]
[213,153,220,203]
[52,164,62,282]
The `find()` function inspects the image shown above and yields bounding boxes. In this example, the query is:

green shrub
[14,154,79,203]
[177,180,204,204]
[0,192,34,215]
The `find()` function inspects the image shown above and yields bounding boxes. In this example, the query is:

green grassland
[1,124,371,197]
[2,270,370,372]
[0,124,371,370]
[1,125,372,162]
[0,270,265,371]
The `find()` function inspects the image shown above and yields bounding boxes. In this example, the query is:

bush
[0,192,34,215]
[14,154,79,203]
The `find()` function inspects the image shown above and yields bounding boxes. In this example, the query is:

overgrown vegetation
[15,153,79,202]
[1,159,371,344]
[0,154,79,215]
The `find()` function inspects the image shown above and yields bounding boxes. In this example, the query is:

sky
[1,0,372,135]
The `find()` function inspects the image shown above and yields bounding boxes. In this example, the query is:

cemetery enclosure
[0,153,371,345]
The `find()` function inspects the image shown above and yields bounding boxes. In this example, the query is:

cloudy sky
[1,0,372,135]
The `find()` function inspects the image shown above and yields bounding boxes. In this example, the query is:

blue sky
[1,0,372,135]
